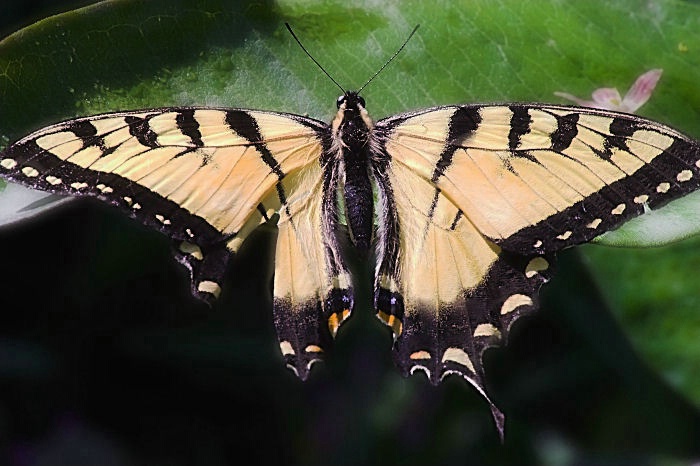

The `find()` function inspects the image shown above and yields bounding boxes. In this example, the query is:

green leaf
[581,237,700,405]
[1,0,700,412]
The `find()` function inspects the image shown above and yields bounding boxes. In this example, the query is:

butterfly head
[332,91,374,143]
[336,91,366,110]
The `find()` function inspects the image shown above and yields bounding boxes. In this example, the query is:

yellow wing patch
[389,160,500,305]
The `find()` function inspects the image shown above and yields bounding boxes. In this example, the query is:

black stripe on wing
[125,114,160,148]
[176,109,205,147]
[431,106,482,183]
[225,110,289,207]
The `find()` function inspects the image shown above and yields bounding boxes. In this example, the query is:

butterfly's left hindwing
[272,139,354,379]
[0,108,353,372]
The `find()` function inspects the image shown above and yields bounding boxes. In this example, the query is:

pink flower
[555,69,663,113]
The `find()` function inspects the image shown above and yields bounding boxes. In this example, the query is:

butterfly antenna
[285,23,346,94]
[357,24,420,94]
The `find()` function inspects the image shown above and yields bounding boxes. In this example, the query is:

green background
[1,1,700,465]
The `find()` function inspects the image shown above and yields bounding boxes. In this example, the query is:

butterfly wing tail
[388,237,554,437]
[273,219,354,380]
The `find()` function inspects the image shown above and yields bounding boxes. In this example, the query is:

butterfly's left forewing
[0,108,352,373]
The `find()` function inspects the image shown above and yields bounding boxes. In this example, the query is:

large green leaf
[2,0,700,458]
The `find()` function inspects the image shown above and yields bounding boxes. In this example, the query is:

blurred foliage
[1,1,700,465]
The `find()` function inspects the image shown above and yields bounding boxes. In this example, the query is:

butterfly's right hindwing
[372,103,700,435]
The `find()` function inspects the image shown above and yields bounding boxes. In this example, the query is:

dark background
[0,1,93,38]
[2,2,700,465]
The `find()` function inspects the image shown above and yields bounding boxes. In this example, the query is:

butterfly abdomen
[342,149,374,253]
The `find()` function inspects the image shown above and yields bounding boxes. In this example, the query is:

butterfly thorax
[333,91,375,253]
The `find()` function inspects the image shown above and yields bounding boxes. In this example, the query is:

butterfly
[1,25,699,438]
